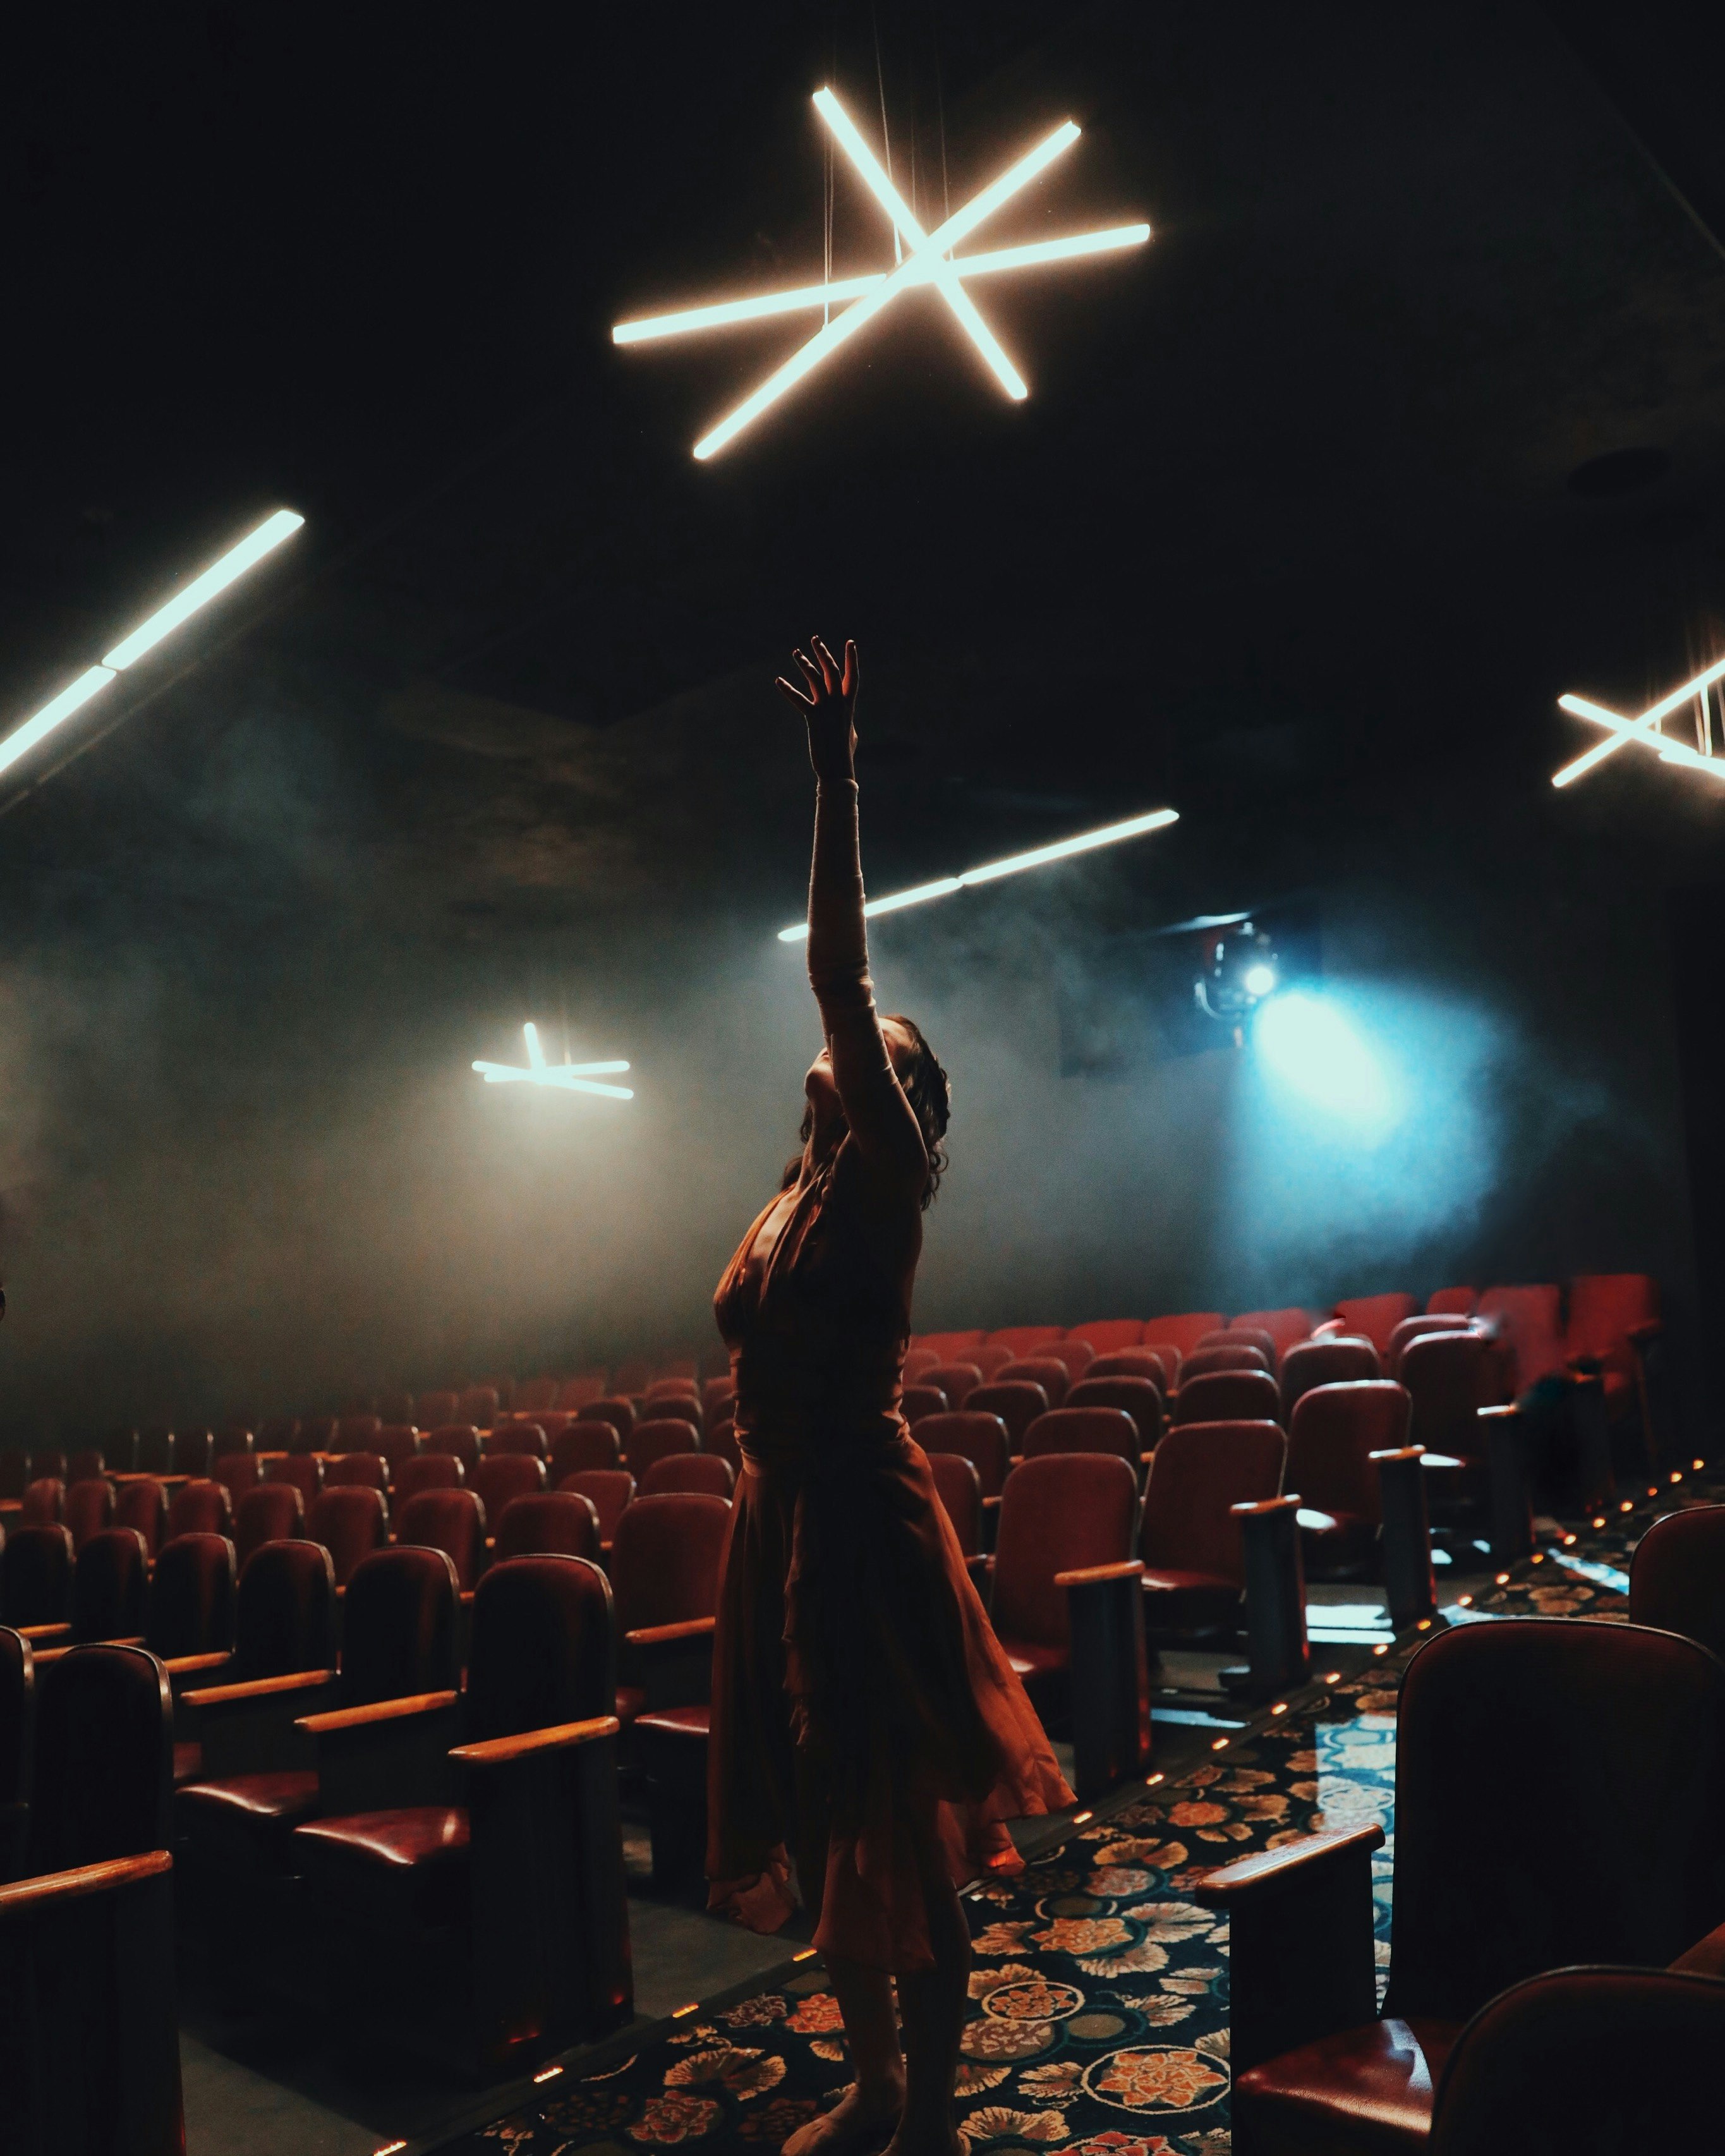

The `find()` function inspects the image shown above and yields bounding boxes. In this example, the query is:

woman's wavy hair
[788,1015,952,1208]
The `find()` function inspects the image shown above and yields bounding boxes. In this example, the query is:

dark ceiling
[3,0,1725,934]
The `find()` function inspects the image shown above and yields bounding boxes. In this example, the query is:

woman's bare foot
[783,2078,905,2156]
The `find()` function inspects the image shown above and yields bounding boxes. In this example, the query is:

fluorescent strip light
[0,665,118,779]
[102,509,305,670]
[776,807,1178,940]
[1552,655,1725,787]
[473,1023,634,1098]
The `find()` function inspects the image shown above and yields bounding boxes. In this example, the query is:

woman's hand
[775,634,859,782]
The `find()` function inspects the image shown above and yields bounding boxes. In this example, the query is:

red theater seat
[560,1469,634,1546]
[1172,1369,1281,1426]
[135,1427,177,1477]
[423,1423,481,1475]
[322,1452,387,1493]
[212,1453,262,1504]
[0,1449,30,1503]
[1144,1313,1228,1366]
[472,1453,547,1527]
[611,1359,652,1398]
[457,1386,500,1430]
[3,1524,74,1629]
[914,1412,1012,1502]
[169,1479,233,1541]
[1332,1293,1419,1357]
[114,1476,171,1560]
[1386,1312,1474,1376]
[986,1326,1067,1359]
[1476,1285,1566,1396]
[393,1453,464,1504]
[255,1417,300,1456]
[705,1414,741,1475]
[550,1423,622,1481]
[336,1414,382,1453]
[1232,1309,1323,1364]
[1065,1376,1165,1453]
[555,1374,608,1412]
[1281,1336,1381,1420]
[1426,1285,1477,1316]
[234,1484,305,1573]
[31,1642,172,1872]
[291,1553,627,2070]
[900,1384,950,1424]
[487,1421,548,1459]
[1288,1381,1413,1572]
[922,1362,984,1408]
[1630,1505,1725,1664]
[1040,1338,1096,1383]
[306,1486,389,1586]
[1204,1619,1725,2155]
[902,1347,940,1384]
[1140,1420,1285,1634]
[373,1424,421,1477]
[415,1391,459,1431]
[990,1451,1139,1716]
[1203,1323,1276,1362]
[56,1529,150,1649]
[1183,1342,1271,1380]
[265,1453,325,1506]
[610,1494,729,1729]
[394,1489,486,1590]
[965,1381,1051,1455]
[970,1343,1020,1381]
[995,1356,1071,1407]
[627,1419,699,1481]
[646,1374,699,1400]
[32,1448,69,1487]
[210,1429,254,1465]
[146,1533,237,1663]
[1021,1407,1142,1472]
[1091,1348,1171,1391]
[641,1393,701,1437]
[1067,1319,1145,1355]
[1399,1331,1498,1483]
[1565,1271,1659,1416]
[67,1446,107,1487]
[582,1397,638,1446]
[929,1451,984,1562]
[913,1329,986,1360]
[641,1453,735,1499]
[21,1479,64,1527]
[493,1491,602,1563]
[701,1374,736,1419]
[514,1378,558,1414]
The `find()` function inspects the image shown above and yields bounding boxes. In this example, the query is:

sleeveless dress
[705,1146,1073,1973]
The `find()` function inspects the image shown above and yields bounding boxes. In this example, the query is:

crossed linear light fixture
[473,1022,634,1099]
[777,807,1178,942]
[0,509,305,783]
[1552,653,1725,789]
[614,87,1150,461]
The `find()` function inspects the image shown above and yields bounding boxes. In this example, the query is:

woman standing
[708,635,1072,2156]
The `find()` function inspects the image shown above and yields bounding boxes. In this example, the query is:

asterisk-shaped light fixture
[614,87,1150,460]
[473,1023,634,1099]
[1553,653,1725,790]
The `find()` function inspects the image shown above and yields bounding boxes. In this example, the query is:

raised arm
[777,636,927,1189]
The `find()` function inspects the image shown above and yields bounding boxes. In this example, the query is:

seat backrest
[1140,1422,1286,1582]
[1476,1284,1567,1394]
[1065,1377,1165,1450]
[995,1356,1070,1407]
[922,1362,984,1408]
[414,1391,459,1430]
[965,1382,1051,1453]
[265,1453,325,1505]
[1143,1313,1227,1364]
[21,1478,64,1527]
[1630,1506,1725,1664]
[114,1477,170,1558]
[555,1374,608,1412]
[1386,1311,1474,1374]
[494,1490,603,1563]
[1066,1319,1145,1355]
[210,1429,253,1464]
[1182,1343,1271,1380]
[912,1412,1011,1499]
[642,1393,701,1436]
[1171,1369,1281,1426]
[641,1453,735,1499]
[473,1453,548,1519]
[30,1644,171,1872]
[1400,1330,1498,1458]
[2,1525,74,1628]
[296,1416,338,1457]
[1089,1349,1170,1391]
[928,1452,982,1557]
[1041,1339,1097,1381]
[339,1546,461,1704]
[1427,1285,1477,1316]
[0,1627,30,1816]
[610,1359,652,1398]
[394,1487,487,1590]
[646,1373,699,1400]
[0,1450,31,1502]
[67,1446,107,1487]
[423,1422,481,1473]
[1387,1619,1725,2024]
[1022,1407,1142,1469]
[256,1416,300,1455]
[912,1329,986,1359]
[322,1451,387,1493]
[1332,1293,1419,1356]
[899,1384,951,1424]
[212,1453,262,1501]
[32,1447,68,1486]
[1200,1324,1276,1361]
[487,1421,548,1460]
[1565,1272,1659,1383]
[394,1452,464,1501]
[706,1415,741,1474]
[336,1413,382,1453]
[70,1529,149,1644]
[550,1422,622,1481]
[234,1482,306,1572]
[627,1419,699,1479]
[514,1378,558,1414]
[373,1423,420,1472]
[969,1343,1020,1381]
[580,1396,638,1443]
[146,1534,237,1659]
[560,1469,635,1542]
[1231,1309,1322,1362]
[134,1428,175,1477]
[457,1385,500,1429]
[993,1453,1139,1650]
[608,1493,730,1635]
[1286,1381,1412,1522]
[233,1540,338,1678]
[466,1554,615,1739]
[1429,1963,1725,2156]
[1280,1336,1381,1419]
[985,1325,1066,1359]
[168,1478,233,1540]
[902,1347,940,1384]
[306,1485,389,1586]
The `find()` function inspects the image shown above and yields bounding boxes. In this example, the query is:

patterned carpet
[428,1464,1719,2156]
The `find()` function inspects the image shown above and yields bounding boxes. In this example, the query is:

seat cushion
[177,1769,317,1822]
[615,1683,646,1726]
[998,1638,1067,1681]
[172,1740,203,1787]
[175,1769,320,1874]
[634,1704,710,1738]
[1234,2016,1460,2153]
[293,1806,472,1931]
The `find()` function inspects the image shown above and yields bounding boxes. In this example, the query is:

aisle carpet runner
[436,1472,1714,2156]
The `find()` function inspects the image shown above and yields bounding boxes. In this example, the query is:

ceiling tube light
[103,509,305,670]
[1552,653,1725,789]
[0,665,118,780]
[472,1024,634,1099]
[777,807,1178,940]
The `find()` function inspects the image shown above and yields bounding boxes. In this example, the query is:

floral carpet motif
[429,1470,1718,2156]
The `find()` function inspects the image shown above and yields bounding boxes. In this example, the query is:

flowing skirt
[706,1430,1072,1971]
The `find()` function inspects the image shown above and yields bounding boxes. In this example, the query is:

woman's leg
[885,1809,971,2156]
[782,1956,904,2156]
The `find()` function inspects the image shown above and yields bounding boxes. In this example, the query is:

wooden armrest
[1477,1403,1518,1420]
[1055,1559,1144,1588]
[460,1590,475,1608]
[161,1650,234,1679]
[0,1850,172,1918]
[1230,1495,1301,1520]
[18,1623,71,1644]
[626,1617,717,1647]
[183,1667,336,1707]
[1368,1445,1424,1465]
[981,1494,1002,1510]
[1196,1822,1384,1905]
[451,1714,620,1765]
[297,1689,458,1736]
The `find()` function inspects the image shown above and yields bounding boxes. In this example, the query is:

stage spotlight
[0,509,305,785]
[1242,960,1278,998]
[1253,990,1392,1123]
[473,1022,634,1099]
[776,808,1177,941]
[1194,922,1280,1027]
